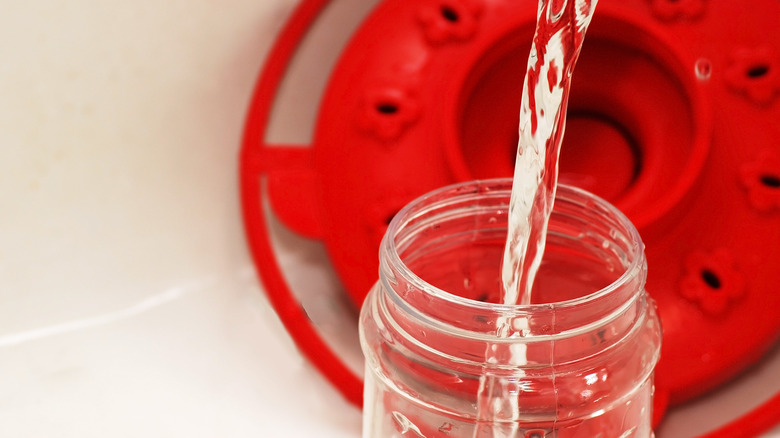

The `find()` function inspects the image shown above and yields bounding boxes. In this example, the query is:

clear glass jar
[359,179,662,437]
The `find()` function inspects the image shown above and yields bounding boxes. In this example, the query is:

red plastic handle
[240,0,363,407]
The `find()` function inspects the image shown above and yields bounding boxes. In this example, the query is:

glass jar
[359,179,662,437]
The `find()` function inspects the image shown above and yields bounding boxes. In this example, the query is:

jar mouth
[382,178,645,316]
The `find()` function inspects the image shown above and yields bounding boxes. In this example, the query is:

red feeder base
[241,0,780,429]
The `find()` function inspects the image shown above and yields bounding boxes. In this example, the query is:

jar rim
[382,178,645,314]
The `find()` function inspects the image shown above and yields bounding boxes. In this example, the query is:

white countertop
[1,0,778,436]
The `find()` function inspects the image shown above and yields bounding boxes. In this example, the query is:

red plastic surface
[241,0,780,430]
[240,0,363,408]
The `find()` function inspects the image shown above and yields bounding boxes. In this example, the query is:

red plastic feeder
[241,0,780,432]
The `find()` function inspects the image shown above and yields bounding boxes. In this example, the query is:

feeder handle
[240,0,363,407]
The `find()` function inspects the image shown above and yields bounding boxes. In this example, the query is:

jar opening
[381,178,646,320]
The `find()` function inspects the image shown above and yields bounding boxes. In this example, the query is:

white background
[1,0,778,436]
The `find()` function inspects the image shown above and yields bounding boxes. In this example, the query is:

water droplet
[695,58,712,81]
